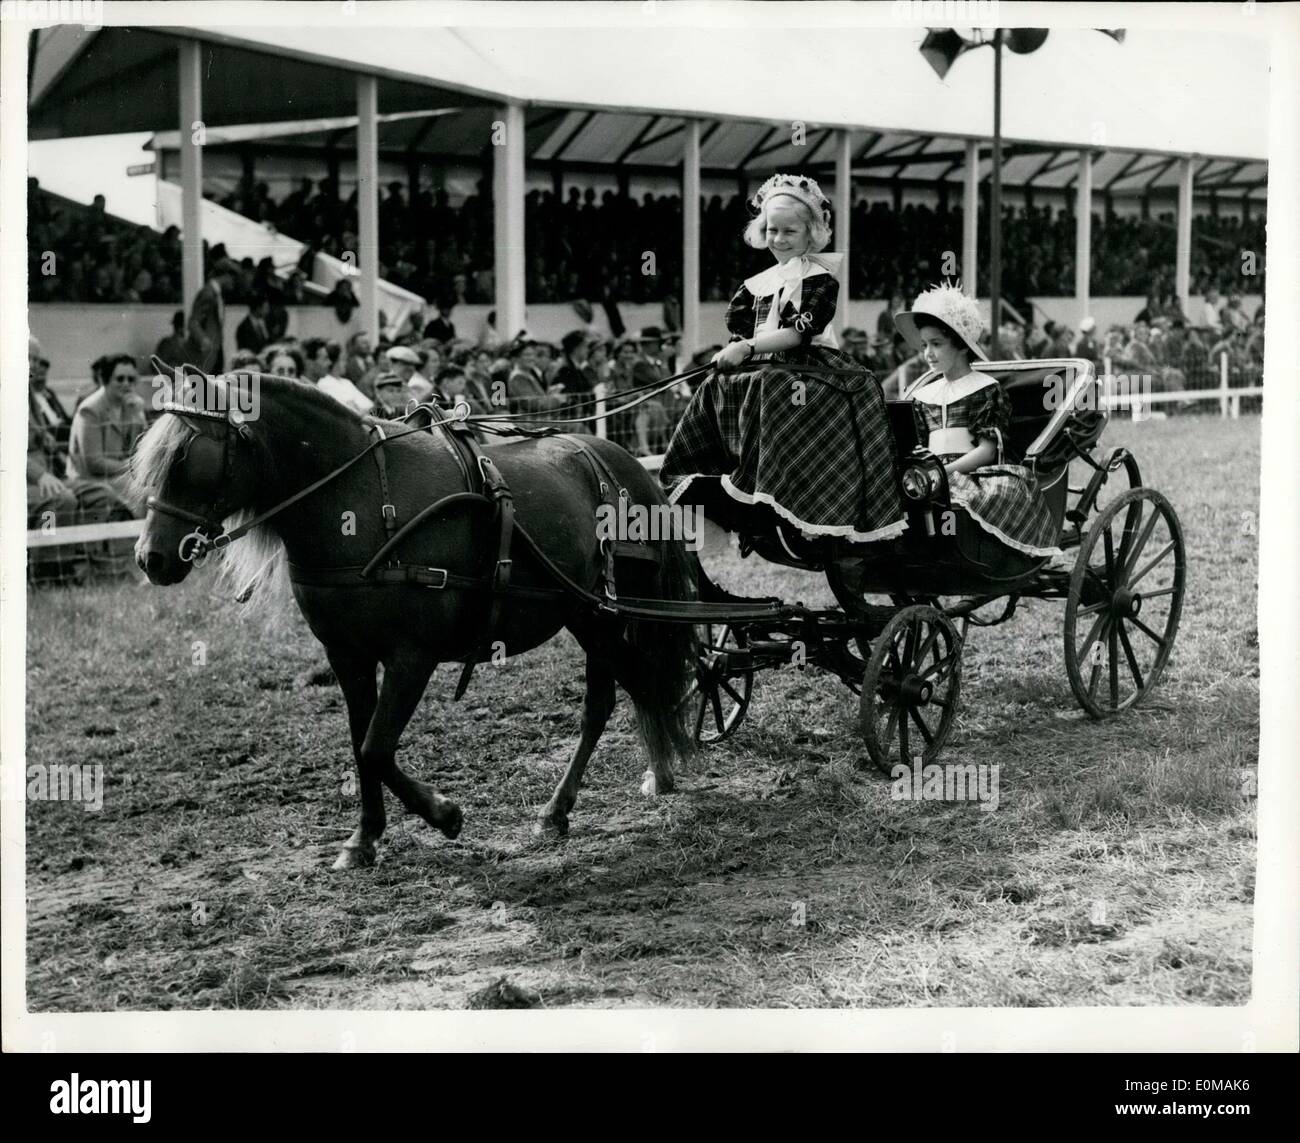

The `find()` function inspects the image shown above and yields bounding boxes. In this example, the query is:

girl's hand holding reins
[713,340,754,373]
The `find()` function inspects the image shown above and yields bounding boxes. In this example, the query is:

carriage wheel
[1064,488,1185,718]
[859,605,962,776]
[682,624,753,744]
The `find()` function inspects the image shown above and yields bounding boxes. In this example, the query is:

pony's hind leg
[536,653,617,838]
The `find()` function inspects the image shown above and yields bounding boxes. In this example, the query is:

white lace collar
[744,252,844,298]
[911,370,999,406]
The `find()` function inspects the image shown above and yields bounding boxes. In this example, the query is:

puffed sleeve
[965,384,1012,462]
[724,284,756,341]
[780,275,839,344]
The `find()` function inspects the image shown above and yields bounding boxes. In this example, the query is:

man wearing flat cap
[387,344,434,405]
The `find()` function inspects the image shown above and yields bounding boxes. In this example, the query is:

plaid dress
[661,269,906,543]
[913,378,1061,557]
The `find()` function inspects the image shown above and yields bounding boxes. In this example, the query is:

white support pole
[593,383,608,440]
[494,101,527,343]
[1219,350,1229,418]
[356,75,380,341]
[1175,156,1194,319]
[178,40,203,312]
[682,118,701,363]
[962,140,979,296]
[1075,149,1092,328]
[835,128,852,333]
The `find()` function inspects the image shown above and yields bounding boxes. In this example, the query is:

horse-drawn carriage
[675,357,1186,773]
[132,353,1185,861]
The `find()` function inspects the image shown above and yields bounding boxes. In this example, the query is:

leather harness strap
[364,419,398,541]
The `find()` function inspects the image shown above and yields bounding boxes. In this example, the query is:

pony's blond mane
[126,410,296,629]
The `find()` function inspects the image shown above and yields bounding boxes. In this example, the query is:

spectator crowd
[30,176,1267,315]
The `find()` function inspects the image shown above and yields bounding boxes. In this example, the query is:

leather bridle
[145,400,433,566]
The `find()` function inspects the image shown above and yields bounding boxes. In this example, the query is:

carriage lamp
[901,451,948,502]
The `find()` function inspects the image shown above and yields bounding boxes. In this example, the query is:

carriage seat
[890,358,1103,474]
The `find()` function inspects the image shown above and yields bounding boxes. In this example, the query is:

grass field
[25,414,1259,1010]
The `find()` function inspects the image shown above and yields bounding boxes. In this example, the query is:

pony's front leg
[326,645,382,870]
[537,655,617,838]
[369,647,464,841]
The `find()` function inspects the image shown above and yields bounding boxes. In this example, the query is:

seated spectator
[371,371,409,419]
[1044,320,1074,358]
[1200,287,1223,333]
[343,331,378,398]
[506,341,562,415]
[154,310,199,371]
[422,297,458,343]
[435,365,489,424]
[229,349,262,372]
[387,345,434,404]
[27,336,73,452]
[265,345,304,379]
[305,337,372,415]
[237,295,274,354]
[1074,316,1100,366]
[66,353,147,502]
[327,278,359,323]
[1222,293,1250,334]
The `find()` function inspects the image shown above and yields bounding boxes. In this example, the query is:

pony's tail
[624,535,700,771]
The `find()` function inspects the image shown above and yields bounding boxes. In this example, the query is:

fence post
[594,382,608,440]
[1219,352,1229,418]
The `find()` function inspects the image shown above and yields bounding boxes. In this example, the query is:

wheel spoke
[1118,504,1159,579]
[1076,610,1107,668]
[694,691,708,738]
[1130,540,1176,588]
[1139,585,1177,599]
[1102,526,1118,589]
[1108,622,1120,707]
[1130,614,1168,649]
[1076,600,1108,617]
[899,705,911,762]
[1120,503,1161,581]
[1087,660,1102,702]
[1118,622,1145,692]
[883,702,900,747]
[902,622,917,669]
[921,653,956,681]
[913,627,940,669]
[719,677,746,706]
[909,707,935,745]
[710,687,725,733]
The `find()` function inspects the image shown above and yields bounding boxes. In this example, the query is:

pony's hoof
[640,770,675,796]
[332,844,376,871]
[438,804,464,840]
[534,812,568,840]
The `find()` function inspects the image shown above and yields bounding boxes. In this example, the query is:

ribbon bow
[774,255,809,310]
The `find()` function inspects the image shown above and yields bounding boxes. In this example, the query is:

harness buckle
[423,568,449,589]
[382,503,397,520]
[211,533,232,549]
[493,558,513,589]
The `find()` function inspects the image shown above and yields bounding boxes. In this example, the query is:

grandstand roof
[29,19,1269,197]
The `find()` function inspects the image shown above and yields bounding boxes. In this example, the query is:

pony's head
[128,371,266,586]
